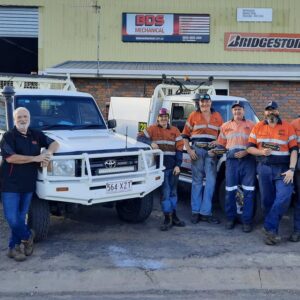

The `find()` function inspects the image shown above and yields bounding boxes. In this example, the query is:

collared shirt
[182,111,223,143]
[137,124,184,169]
[218,119,255,150]
[0,127,54,192]
[248,120,298,165]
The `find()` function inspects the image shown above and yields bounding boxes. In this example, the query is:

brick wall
[74,78,300,122]
[230,81,300,121]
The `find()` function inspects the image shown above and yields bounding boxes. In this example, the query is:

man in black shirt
[1,107,59,261]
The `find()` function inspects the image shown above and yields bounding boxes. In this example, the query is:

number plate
[106,180,132,193]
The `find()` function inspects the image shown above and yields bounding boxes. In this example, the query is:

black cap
[265,101,278,110]
[231,101,244,109]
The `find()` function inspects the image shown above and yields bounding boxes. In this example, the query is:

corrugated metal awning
[43,61,300,81]
[0,6,38,38]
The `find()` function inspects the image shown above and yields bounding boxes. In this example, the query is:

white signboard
[237,8,272,22]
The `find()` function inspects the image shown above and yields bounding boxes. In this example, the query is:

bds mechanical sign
[225,32,300,52]
[122,13,210,43]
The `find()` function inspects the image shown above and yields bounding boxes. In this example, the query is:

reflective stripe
[257,138,287,145]
[208,124,220,131]
[175,136,183,142]
[227,145,247,150]
[249,133,256,139]
[143,129,150,138]
[194,124,207,130]
[226,132,249,139]
[242,185,255,191]
[270,151,290,156]
[164,151,176,156]
[191,134,217,140]
[226,185,238,191]
[155,140,175,145]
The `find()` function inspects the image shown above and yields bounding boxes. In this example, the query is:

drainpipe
[2,86,15,130]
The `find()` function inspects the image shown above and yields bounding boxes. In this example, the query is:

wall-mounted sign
[122,13,210,43]
[237,8,272,22]
[224,32,300,52]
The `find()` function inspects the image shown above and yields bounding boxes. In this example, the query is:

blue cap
[231,101,244,109]
[265,101,278,110]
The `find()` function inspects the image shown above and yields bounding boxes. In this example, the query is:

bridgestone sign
[224,32,300,52]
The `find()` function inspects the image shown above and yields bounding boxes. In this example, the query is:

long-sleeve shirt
[137,124,184,169]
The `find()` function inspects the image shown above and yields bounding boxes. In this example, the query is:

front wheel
[28,196,50,242]
[116,193,153,223]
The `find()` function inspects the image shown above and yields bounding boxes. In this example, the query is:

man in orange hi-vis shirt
[182,93,223,225]
[215,101,256,233]
[290,117,300,242]
[248,101,298,245]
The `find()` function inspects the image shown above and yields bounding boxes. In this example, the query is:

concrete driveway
[1,192,300,299]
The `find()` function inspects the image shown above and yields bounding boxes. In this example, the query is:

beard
[16,122,30,132]
[265,113,279,124]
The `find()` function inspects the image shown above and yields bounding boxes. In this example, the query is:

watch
[289,167,295,172]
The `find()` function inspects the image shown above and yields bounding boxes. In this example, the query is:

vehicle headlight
[48,160,75,177]
[139,153,156,170]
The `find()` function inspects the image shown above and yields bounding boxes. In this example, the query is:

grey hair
[13,107,30,120]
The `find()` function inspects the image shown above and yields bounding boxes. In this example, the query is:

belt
[193,142,213,151]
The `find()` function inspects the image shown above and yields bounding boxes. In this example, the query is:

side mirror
[107,119,117,129]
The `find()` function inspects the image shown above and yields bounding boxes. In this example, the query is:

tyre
[116,192,153,223]
[28,196,50,242]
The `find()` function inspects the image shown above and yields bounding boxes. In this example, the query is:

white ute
[0,75,164,240]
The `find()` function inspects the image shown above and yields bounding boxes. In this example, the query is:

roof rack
[0,73,76,91]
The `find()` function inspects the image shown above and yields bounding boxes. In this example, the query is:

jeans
[225,156,256,224]
[160,169,179,213]
[191,147,217,216]
[294,170,300,232]
[257,163,293,234]
[2,192,33,249]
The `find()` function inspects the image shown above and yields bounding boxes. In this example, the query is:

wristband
[289,167,295,172]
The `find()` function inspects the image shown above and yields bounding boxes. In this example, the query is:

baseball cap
[158,108,169,116]
[190,93,201,101]
[231,101,244,109]
[265,101,278,110]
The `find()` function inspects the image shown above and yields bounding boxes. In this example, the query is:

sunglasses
[200,94,211,101]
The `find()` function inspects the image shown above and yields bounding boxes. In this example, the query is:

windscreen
[15,95,106,130]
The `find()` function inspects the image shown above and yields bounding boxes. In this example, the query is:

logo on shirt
[32,140,37,145]
[278,129,286,136]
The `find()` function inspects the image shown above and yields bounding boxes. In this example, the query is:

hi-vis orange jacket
[182,110,223,143]
[248,119,298,165]
[137,124,184,169]
[218,119,255,151]
[291,118,300,153]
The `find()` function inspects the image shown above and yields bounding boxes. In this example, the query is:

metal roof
[43,61,300,81]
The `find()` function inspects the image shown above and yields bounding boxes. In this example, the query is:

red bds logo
[135,15,164,26]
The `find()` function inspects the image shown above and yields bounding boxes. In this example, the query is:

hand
[234,150,248,159]
[208,149,216,157]
[188,149,198,160]
[282,170,294,184]
[34,152,52,167]
[173,166,180,176]
[261,148,272,156]
[209,141,217,148]
[151,143,159,150]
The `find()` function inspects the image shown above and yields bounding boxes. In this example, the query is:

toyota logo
[104,159,117,168]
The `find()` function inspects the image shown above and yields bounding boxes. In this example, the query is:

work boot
[160,214,173,231]
[289,231,300,242]
[262,227,281,245]
[225,220,235,230]
[242,224,253,233]
[172,211,185,227]
[191,213,200,224]
[22,229,35,256]
[199,214,220,224]
[7,245,26,262]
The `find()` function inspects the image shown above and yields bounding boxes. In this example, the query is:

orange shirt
[248,119,297,164]
[291,118,300,152]
[218,119,255,150]
[182,110,223,143]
